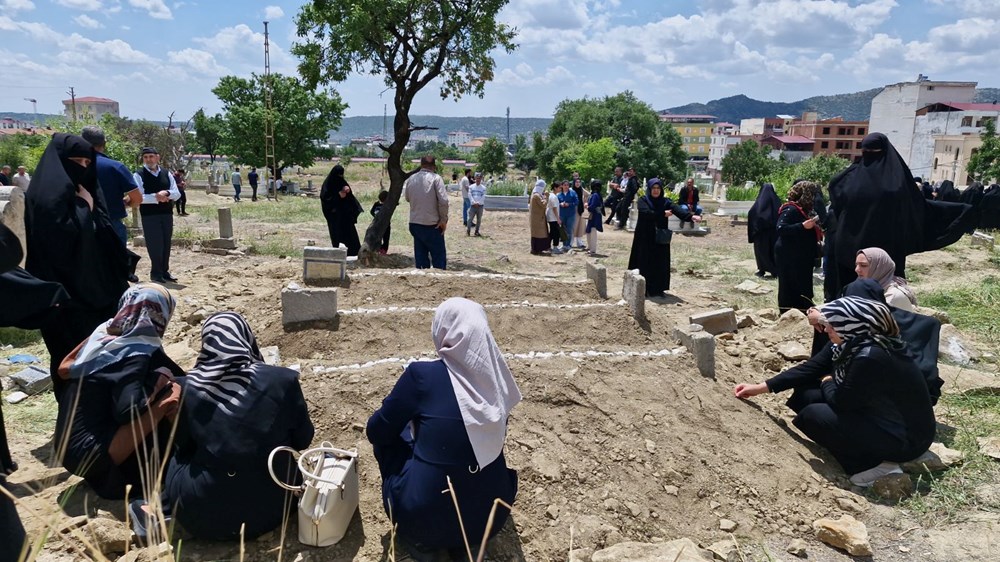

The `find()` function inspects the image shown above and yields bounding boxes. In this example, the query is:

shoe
[150,276,166,283]
[474,232,482,237]
[755,271,766,278]
[849,462,903,487]
[164,273,178,282]
[466,230,471,236]
[378,249,388,255]
[128,274,139,283]
[551,248,563,254]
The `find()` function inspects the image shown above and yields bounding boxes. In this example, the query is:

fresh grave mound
[337,271,600,309]
[261,304,649,366]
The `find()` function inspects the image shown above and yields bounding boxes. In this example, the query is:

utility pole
[506,106,510,146]
[67,87,77,121]
[23,98,37,128]
[383,104,387,139]
[263,21,279,200]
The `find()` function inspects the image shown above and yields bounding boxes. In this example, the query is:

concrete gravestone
[281,282,338,328]
[622,269,646,323]
[586,262,607,299]
[0,186,26,267]
[303,245,348,285]
[202,208,237,250]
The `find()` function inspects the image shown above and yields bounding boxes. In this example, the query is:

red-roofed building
[62,96,120,120]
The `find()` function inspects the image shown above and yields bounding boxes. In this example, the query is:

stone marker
[133,235,145,248]
[586,262,608,299]
[261,345,281,366]
[5,391,28,404]
[218,207,233,239]
[813,515,872,556]
[901,442,965,473]
[977,436,1000,460]
[281,282,338,328]
[201,238,237,250]
[776,341,810,361]
[673,323,705,349]
[11,365,51,395]
[971,231,995,250]
[621,269,646,323]
[939,323,978,365]
[303,245,348,285]
[626,200,638,232]
[689,331,716,378]
[689,308,737,335]
[0,186,26,267]
[592,538,712,562]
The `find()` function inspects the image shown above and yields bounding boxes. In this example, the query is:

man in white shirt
[133,147,181,283]
[404,155,449,269]
[546,185,563,254]
[10,166,30,190]
[459,168,472,227]
[467,172,487,236]
[231,167,243,202]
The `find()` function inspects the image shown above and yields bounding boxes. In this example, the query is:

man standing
[604,167,625,225]
[459,168,472,227]
[81,126,142,247]
[467,172,486,236]
[248,167,259,201]
[231,167,242,202]
[133,147,181,283]
[405,155,449,269]
[616,167,639,229]
[0,166,10,186]
[10,166,31,190]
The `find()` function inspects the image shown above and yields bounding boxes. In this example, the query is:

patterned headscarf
[818,296,905,383]
[787,181,819,214]
[67,284,175,379]
[857,247,917,305]
[184,312,263,416]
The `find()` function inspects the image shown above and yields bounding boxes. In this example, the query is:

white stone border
[337,301,624,316]
[309,347,684,374]
[350,269,582,283]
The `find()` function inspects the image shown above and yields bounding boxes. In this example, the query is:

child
[586,179,604,255]
[546,185,562,254]
[370,190,391,255]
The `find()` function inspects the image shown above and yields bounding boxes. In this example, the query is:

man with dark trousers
[615,167,639,229]
[133,147,180,283]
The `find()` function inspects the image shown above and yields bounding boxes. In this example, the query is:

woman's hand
[803,218,816,230]
[76,186,94,211]
[734,382,768,399]
[150,372,181,420]
[664,210,673,217]
[692,215,702,223]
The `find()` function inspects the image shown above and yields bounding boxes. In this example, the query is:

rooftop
[62,96,118,104]
[766,135,815,145]
[917,101,1000,115]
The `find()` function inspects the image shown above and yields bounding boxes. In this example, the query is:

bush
[725,184,759,201]
[486,180,528,196]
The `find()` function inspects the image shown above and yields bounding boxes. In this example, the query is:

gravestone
[281,282,338,328]
[622,269,646,323]
[586,262,608,299]
[0,186,26,267]
[689,308,738,335]
[626,200,638,231]
[11,365,51,395]
[971,231,995,250]
[203,208,237,250]
[303,245,348,285]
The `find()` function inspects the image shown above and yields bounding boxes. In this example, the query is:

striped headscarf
[67,284,174,379]
[818,296,905,383]
[185,312,263,416]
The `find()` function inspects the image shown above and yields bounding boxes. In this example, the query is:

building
[868,77,977,168]
[929,135,984,185]
[659,113,715,159]
[0,117,32,130]
[447,130,472,147]
[909,101,1000,179]
[787,112,869,162]
[708,123,740,181]
[739,117,786,136]
[62,96,120,120]
[760,135,815,163]
[458,137,487,154]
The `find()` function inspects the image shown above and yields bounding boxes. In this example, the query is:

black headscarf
[642,178,669,213]
[320,164,361,220]
[748,182,780,243]
[573,180,585,214]
[937,180,959,203]
[24,133,130,309]
[979,184,1000,229]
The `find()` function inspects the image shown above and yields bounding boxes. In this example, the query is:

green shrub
[486,180,528,196]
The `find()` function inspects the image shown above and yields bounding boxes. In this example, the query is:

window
[838,127,848,135]
[821,141,829,149]
[822,127,831,135]
[927,85,935,91]
[858,128,866,135]
[698,146,705,152]
[699,137,706,143]
[700,128,706,134]
[977,117,996,127]
[685,128,691,134]
[955,148,960,161]
[855,142,862,149]
[961,116,973,127]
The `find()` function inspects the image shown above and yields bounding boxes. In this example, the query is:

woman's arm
[776,207,806,237]
[820,350,880,410]
[366,367,421,445]
[107,373,180,465]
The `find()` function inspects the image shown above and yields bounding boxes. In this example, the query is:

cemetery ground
[2,168,1000,561]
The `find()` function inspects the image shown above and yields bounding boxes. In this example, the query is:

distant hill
[327,115,553,143]
[0,112,61,125]
[664,87,1000,124]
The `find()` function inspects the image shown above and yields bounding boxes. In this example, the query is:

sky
[0,0,998,122]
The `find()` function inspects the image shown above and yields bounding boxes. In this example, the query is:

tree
[475,137,507,175]
[571,138,618,184]
[513,134,535,175]
[293,0,517,262]
[721,140,779,186]
[968,117,1000,183]
[191,109,226,163]
[212,73,346,171]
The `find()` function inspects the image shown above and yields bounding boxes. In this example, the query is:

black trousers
[142,213,173,279]
[604,192,623,223]
[1,479,26,562]
[175,191,187,215]
[250,183,258,200]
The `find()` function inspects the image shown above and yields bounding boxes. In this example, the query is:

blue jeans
[679,204,703,216]
[462,197,470,225]
[111,219,128,246]
[409,223,447,269]
[561,213,576,248]
[233,183,242,200]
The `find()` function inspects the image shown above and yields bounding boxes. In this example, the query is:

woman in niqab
[320,164,363,256]
[367,298,520,559]
[748,182,781,277]
[937,180,960,203]
[627,178,698,297]
[24,133,132,399]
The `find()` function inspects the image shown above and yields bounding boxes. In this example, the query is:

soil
[3,189,999,562]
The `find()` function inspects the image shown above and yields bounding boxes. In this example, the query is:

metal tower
[263,21,279,200]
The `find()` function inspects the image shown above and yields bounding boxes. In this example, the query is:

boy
[370,190,391,254]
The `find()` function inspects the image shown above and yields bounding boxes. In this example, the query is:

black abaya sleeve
[766,344,834,393]
[921,200,976,250]
[668,201,694,223]
[0,223,22,273]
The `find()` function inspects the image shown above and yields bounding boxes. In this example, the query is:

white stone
[689,332,716,378]
[689,308,737,335]
[622,270,646,323]
[0,186,26,268]
[901,442,965,473]
[11,365,50,395]
[592,538,712,562]
[977,437,1000,460]
[813,515,872,556]
[5,391,28,404]
[586,262,608,299]
[776,341,811,361]
[281,283,338,327]
[939,324,978,365]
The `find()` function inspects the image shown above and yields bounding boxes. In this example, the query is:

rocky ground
[3,187,1000,562]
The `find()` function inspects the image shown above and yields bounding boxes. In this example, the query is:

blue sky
[0,0,997,122]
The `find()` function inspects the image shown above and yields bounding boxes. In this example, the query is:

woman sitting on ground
[854,247,917,312]
[368,297,520,560]
[156,312,314,540]
[627,177,700,297]
[55,284,183,500]
[733,296,935,486]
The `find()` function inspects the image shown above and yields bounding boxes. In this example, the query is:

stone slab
[261,345,281,366]
[132,235,145,248]
[217,207,233,239]
[202,238,237,250]
[592,538,712,562]
[971,231,994,250]
[5,391,28,404]
[303,246,348,260]
[622,269,646,323]
[11,365,51,395]
[586,262,608,299]
[939,323,978,365]
[0,186,26,268]
[689,308,737,335]
[281,282,338,328]
[689,331,716,378]
[673,323,705,349]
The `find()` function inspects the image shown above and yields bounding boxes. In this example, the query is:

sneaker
[849,462,903,487]
[551,248,563,254]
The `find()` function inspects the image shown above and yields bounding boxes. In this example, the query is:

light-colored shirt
[405,168,449,226]
[134,166,181,205]
[11,173,30,190]
[232,171,242,185]
[459,176,471,199]
[546,193,560,222]
[469,182,486,206]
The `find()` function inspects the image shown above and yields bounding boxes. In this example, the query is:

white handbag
[268,442,359,547]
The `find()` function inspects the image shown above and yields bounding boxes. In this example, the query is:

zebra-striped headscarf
[185,312,263,415]
[818,296,905,383]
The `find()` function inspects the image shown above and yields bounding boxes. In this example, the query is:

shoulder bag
[655,227,673,245]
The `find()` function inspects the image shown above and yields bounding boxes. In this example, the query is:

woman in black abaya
[748,182,781,277]
[937,180,960,203]
[627,178,698,297]
[775,181,821,313]
[25,133,131,400]
[320,165,363,256]
[827,133,973,295]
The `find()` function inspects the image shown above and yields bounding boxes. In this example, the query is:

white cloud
[264,5,284,20]
[0,15,60,41]
[61,33,156,65]
[494,63,572,86]
[128,0,172,19]
[73,14,102,28]
[193,23,296,72]
[167,48,228,76]
[929,0,1000,18]
[55,0,103,10]
[0,0,35,13]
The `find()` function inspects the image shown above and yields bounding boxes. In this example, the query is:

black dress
[627,193,692,296]
[774,203,817,313]
[320,166,363,256]
[748,183,780,276]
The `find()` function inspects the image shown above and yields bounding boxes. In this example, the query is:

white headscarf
[431,297,522,468]
[533,179,546,196]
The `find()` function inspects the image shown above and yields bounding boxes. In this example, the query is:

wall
[869,82,976,168]
[911,110,999,179]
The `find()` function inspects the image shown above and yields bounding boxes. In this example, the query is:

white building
[62,96,120,120]
[868,77,977,168]
[447,130,472,146]
[708,122,740,180]
[909,102,1000,179]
